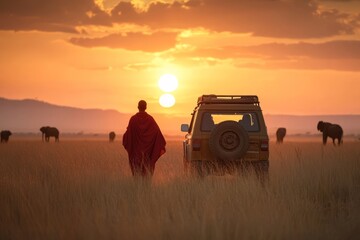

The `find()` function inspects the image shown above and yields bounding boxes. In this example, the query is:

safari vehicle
[181,95,269,177]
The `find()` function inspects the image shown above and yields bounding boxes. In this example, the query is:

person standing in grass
[123,100,166,177]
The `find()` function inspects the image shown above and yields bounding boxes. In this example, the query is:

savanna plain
[0,137,360,240]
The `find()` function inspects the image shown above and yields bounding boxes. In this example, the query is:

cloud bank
[174,40,360,71]
[1,0,360,71]
[1,0,358,38]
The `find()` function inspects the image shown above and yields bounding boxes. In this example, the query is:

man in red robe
[123,100,166,177]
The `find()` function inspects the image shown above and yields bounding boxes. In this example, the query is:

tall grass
[0,140,359,239]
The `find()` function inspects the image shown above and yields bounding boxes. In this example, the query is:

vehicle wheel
[209,121,250,160]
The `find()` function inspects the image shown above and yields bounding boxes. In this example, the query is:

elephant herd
[1,121,343,145]
[275,121,343,146]
[1,127,117,143]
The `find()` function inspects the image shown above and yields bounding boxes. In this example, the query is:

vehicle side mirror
[181,124,189,132]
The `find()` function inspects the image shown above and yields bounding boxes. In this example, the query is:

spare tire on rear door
[209,121,250,160]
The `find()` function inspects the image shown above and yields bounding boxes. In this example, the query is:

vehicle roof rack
[197,95,259,105]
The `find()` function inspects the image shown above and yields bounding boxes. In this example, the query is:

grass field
[0,138,360,239]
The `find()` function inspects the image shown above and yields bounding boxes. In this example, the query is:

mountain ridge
[0,97,130,133]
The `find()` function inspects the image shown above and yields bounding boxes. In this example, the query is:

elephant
[40,126,60,142]
[1,130,12,143]
[40,126,50,142]
[109,131,116,142]
[317,121,343,146]
[276,128,287,143]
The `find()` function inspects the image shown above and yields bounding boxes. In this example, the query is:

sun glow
[158,74,178,92]
[159,94,175,108]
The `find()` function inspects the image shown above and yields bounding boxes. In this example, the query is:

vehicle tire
[209,121,250,160]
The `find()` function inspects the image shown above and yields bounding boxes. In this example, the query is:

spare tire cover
[209,121,250,160]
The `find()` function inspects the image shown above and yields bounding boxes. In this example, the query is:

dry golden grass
[0,139,360,240]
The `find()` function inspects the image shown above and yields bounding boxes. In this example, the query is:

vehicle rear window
[201,112,260,132]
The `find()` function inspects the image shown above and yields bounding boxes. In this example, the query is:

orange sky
[1,0,360,120]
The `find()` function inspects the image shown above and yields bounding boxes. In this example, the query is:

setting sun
[158,74,178,92]
[159,93,175,108]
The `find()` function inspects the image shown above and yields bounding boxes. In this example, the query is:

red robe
[122,112,166,176]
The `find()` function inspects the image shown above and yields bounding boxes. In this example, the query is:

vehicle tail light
[260,140,269,151]
[192,139,201,151]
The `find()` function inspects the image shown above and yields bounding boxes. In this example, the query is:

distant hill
[0,97,131,133]
[1,97,359,135]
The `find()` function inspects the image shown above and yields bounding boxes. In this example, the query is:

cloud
[237,58,360,72]
[173,40,360,71]
[110,0,357,38]
[0,0,111,33]
[235,40,360,60]
[123,62,160,71]
[69,31,178,52]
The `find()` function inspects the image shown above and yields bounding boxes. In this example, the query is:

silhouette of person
[239,113,258,131]
[239,113,259,132]
[122,100,166,177]
[202,113,215,131]
[239,114,251,129]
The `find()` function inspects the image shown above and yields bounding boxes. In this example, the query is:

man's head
[138,100,147,112]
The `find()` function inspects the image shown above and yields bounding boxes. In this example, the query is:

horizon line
[1,96,360,116]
